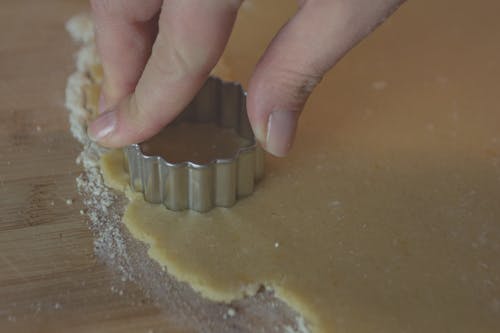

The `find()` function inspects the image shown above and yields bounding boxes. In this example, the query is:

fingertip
[247,68,309,158]
[264,110,299,157]
[87,109,118,144]
[246,75,271,146]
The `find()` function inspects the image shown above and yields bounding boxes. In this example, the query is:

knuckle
[125,94,148,133]
[149,47,187,81]
[150,36,207,81]
[128,94,144,118]
[272,66,322,106]
[167,45,193,77]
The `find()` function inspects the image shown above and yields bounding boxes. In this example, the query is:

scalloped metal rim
[124,76,264,213]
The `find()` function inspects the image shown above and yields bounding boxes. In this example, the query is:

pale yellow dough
[100,0,500,332]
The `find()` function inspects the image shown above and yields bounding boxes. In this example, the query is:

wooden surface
[0,1,185,332]
[3,1,500,333]
[0,2,301,333]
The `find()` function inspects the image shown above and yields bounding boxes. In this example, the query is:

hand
[88,0,405,157]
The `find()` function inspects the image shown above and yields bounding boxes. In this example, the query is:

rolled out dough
[98,0,500,332]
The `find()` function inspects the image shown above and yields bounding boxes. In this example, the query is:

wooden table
[0,2,300,332]
[3,1,500,333]
[0,1,187,331]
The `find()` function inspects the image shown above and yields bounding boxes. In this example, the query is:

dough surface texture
[100,0,500,332]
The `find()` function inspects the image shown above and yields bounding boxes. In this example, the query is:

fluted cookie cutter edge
[123,76,264,213]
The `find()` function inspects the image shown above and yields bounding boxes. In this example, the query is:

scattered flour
[65,12,309,333]
[371,80,388,91]
[222,307,236,320]
[65,13,133,282]
[227,308,236,317]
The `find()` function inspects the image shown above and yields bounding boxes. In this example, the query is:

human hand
[88,0,405,157]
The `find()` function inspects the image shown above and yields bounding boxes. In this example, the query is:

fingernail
[88,109,117,141]
[98,93,106,114]
[265,110,298,157]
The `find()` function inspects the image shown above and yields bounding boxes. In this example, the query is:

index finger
[88,0,243,147]
[90,0,161,108]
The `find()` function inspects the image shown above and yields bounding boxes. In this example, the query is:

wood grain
[0,1,186,332]
[0,2,301,332]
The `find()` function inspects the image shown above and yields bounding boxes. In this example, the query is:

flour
[65,13,308,333]
[65,13,133,281]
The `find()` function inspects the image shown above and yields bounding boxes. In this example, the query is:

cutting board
[0,1,190,332]
[0,1,301,332]
[2,0,500,332]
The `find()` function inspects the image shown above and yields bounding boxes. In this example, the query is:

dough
[99,0,500,332]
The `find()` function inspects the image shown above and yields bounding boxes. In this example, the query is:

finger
[247,0,405,156]
[90,0,161,110]
[88,0,243,147]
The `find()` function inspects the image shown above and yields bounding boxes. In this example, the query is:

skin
[88,0,405,157]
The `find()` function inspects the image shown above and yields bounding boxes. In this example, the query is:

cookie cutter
[123,77,264,213]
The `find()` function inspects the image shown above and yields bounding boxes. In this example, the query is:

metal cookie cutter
[124,77,264,213]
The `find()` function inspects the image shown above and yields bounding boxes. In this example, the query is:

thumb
[247,0,404,157]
